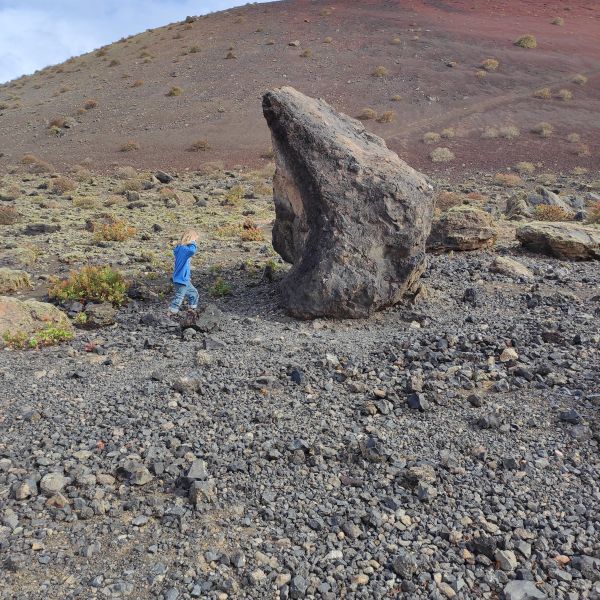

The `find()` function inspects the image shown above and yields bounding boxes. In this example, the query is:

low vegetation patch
[92,219,137,242]
[49,265,128,305]
[481,58,499,71]
[531,122,553,137]
[556,89,572,101]
[533,87,552,99]
[189,139,210,152]
[551,17,564,26]
[51,176,77,195]
[120,140,140,152]
[376,110,395,123]
[357,108,377,121]
[534,204,573,222]
[3,326,73,350]
[240,219,265,242]
[499,126,520,139]
[430,147,455,163]
[211,277,232,297]
[21,154,53,173]
[515,161,535,175]
[435,191,463,212]
[572,74,587,86]
[372,66,389,78]
[514,34,537,49]
[423,132,441,144]
[167,86,183,97]
[587,202,600,225]
[566,133,581,143]
[441,128,455,139]
[84,98,97,109]
[0,206,21,225]
[300,49,313,58]
[481,127,499,139]
[475,70,487,79]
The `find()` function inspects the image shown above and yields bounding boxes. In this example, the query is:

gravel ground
[1,248,599,600]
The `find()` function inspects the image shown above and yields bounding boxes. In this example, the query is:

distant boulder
[427,206,497,252]
[262,86,434,319]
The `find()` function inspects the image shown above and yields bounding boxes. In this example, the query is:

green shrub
[514,35,537,49]
[49,265,128,305]
[211,277,231,297]
[3,326,73,350]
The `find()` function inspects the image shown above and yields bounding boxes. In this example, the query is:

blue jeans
[169,281,199,312]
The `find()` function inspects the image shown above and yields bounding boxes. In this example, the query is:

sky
[0,0,274,84]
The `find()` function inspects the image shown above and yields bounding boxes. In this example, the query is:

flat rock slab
[428,206,497,252]
[516,222,600,260]
[262,86,434,319]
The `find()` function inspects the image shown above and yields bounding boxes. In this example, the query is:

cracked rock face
[262,86,434,319]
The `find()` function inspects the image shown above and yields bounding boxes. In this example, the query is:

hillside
[0,0,599,176]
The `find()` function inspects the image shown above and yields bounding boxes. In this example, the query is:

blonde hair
[179,229,198,245]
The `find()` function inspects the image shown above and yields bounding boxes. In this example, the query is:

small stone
[187,459,209,481]
[503,580,547,600]
[467,394,483,407]
[391,551,418,578]
[289,575,308,598]
[40,473,66,496]
[495,549,518,571]
[559,409,582,425]
[500,347,518,362]
[407,393,430,411]
[438,581,456,598]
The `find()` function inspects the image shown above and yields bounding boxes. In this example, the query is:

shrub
[533,87,552,99]
[115,166,138,179]
[515,161,535,174]
[0,206,20,225]
[475,70,487,79]
[391,36,402,45]
[551,17,564,26]
[441,128,455,139]
[3,326,73,350]
[430,147,455,162]
[109,59,120,67]
[514,35,537,49]
[225,185,245,205]
[423,132,441,144]
[481,58,499,71]
[572,167,588,176]
[571,144,591,157]
[72,197,99,209]
[226,50,237,59]
[587,202,600,225]
[189,139,210,152]
[240,219,265,241]
[494,173,522,187]
[391,94,402,101]
[211,277,231,297]
[189,45,200,53]
[357,108,377,121]
[534,204,573,221]
[435,191,463,212]
[481,127,499,139]
[48,116,67,128]
[531,122,553,137]
[51,176,76,195]
[120,140,139,152]
[49,265,128,305]
[132,79,144,87]
[556,88,572,101]
[323,37,333,44]
[499,126,520,139]
[300,49,313,58]
[372,66,389,77]
[377,110,396,123]
[167,86,183,97]
[567,133,581,143]
[572,74,587,86]
[84,98,97,109]
[93,219,136,241]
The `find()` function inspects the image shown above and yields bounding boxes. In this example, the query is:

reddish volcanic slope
[0,0,598,176]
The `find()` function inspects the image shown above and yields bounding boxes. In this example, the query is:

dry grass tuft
[566,133,581,143]
[372,66,389,77]
[587,202,600,225]
[533,87,552,99]
[132,79,144,87]
[20,154,53,173]
[83,98,97,109]
[441,128,455,139]
[92,219,136,242]
[531,122,553,137]
[571,144,591,157]
[51,177,76,195]
[572,74,587,86]
[323,37,333,44]
[391,36,402,45]
[475,70,487,79]
[494,173,522,187]
[556,88,572,101]
[514,34,537,49]
[120,140,140,152]
[481,127,499,139]
[430,147,455,162]
[435,191,463,212]
[499,126,520,139]
[391,94,402,101]
[534,204,573,221]
[481,58,499,71]
[167,86,183,97]
[226,50,237,59]
[423,132,441,144]
[551,17,564,26]
[0,206,21,225]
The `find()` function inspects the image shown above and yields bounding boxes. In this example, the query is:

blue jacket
[172,243,197,284]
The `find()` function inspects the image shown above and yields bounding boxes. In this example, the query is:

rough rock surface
[489,256,534,280]
[262,86,434,319]
[516,222,600,260]
[0,297,72,346]
[427,206,497,252]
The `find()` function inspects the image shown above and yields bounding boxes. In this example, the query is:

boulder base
[427,206,497,252]
[516,222,600,260]
[262,86,434,319]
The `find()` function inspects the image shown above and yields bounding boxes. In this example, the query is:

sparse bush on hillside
[189,45,200,53]
[572,74,587,85]
[571,143,591,157]
[120,140,140,152]
[531,122,553,137]
[475,70,487,79]
[441,128,455,139]
[435,191,463,212]
[533,87,552,99]
[49,265,128,305]
[551,17,564,26]
[20,154,53,173]
[95,48,108,57]
[391,94,402,101]
[494,173,522,187]
[514,34,537,49]
[566,133,581,143]
[300,48,313,58]
[72,197,99,209]
[132,79,144,87]
[189,139,210,152]
[481,58,499,71]
[167,86,183,97]
[92,219,137,242]
[226,50,237,59]
[323,37,333,44]
[377,110,395,123]
[515,161,535,175]
[535,204,573,221]
[430,147,454,162]
[587,202,600,225]
[372,66,389,77]
[357,108,377,121]
[48,116,68,129]
[572,167,588,176]
[115,166,138,179]
[391,36,402,45]
[51,177,76,195]
[197,161,224,175]
[108,59,120,67]
[84,98,97,109]
[117,178,143,193]
[556,88,572,101]
[499,126,520,139]
[423,132,441,144]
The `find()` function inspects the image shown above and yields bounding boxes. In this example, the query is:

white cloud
[0,0,274,83]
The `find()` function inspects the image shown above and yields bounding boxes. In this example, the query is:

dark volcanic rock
[262,86,434,319]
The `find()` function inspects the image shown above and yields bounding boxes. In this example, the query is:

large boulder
[262,86,434,319]
[427,206,497,252]
[0,297,73,347]
[516,222,600,260]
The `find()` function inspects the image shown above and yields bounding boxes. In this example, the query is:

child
[168,229,199,314]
